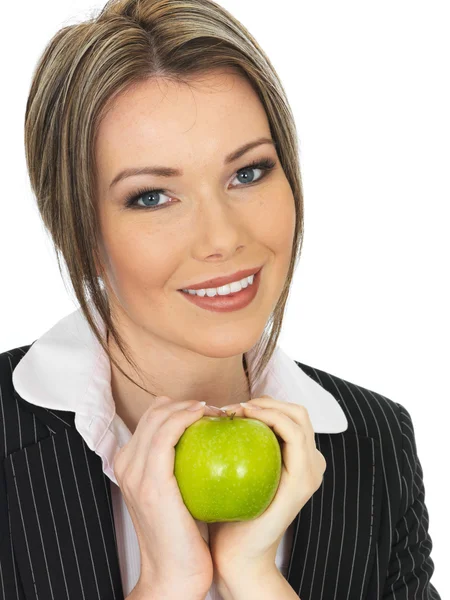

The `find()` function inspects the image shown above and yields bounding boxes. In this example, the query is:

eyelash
[123,156,277,211]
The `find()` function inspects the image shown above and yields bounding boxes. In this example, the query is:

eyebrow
[109,136,276,190]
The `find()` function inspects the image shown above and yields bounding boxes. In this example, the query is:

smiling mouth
[176,267,262,313]
[180,269,261,296]
[178,266,262,294]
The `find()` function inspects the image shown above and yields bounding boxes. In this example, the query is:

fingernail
[205,405,224,414]
[240,402,262,410]
[220,404,238,412]
[187,401,206,411]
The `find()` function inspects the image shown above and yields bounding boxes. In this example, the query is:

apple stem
[230,411,236,420]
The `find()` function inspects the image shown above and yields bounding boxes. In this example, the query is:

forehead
[95,70,271,183]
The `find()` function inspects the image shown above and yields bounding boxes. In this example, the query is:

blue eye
[123,157,277,211]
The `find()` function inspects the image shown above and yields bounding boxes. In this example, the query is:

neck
[106,330,251,434]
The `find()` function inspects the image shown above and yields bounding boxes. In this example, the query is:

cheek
[100,221,179,296]
[256,186,296,256]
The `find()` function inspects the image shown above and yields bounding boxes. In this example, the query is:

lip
[178,267,262,313]
[178,265,263,291]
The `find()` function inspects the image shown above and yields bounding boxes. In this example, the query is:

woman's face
[94,69,296,363]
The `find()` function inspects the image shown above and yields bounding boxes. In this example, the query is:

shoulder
[0,342,34,391]
[0,342,54,459]
[294,359,411,452]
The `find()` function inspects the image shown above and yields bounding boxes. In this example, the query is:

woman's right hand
[113,396,221,599]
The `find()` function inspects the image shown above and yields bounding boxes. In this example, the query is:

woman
[0,0,440,598]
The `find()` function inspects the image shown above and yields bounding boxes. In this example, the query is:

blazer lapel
[4,393,124,600]
[286,432,383,598]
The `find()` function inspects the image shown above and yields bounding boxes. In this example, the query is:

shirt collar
[12,301,348,483]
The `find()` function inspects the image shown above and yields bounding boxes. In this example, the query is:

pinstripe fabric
[288,362,441,600]
[0,348,123,600]
[0,344,440,599]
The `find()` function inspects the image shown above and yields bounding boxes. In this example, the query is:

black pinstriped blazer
[0,343,441,600]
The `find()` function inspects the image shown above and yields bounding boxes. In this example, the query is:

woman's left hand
[207,396,327,577]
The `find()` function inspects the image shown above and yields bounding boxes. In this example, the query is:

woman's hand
[113,397,222,598]
[207,396,327,579]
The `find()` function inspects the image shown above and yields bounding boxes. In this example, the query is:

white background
[0,0,448,593]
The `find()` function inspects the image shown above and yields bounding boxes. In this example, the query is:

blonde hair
[24,0,304,400]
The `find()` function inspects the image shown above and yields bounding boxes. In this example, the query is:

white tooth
[229,280,243,293]
[182,273,256,296]
[217,284,232,296]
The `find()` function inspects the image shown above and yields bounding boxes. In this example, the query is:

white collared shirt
[12,301,348,598]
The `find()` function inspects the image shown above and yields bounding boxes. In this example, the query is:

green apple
[174,412,282,523]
